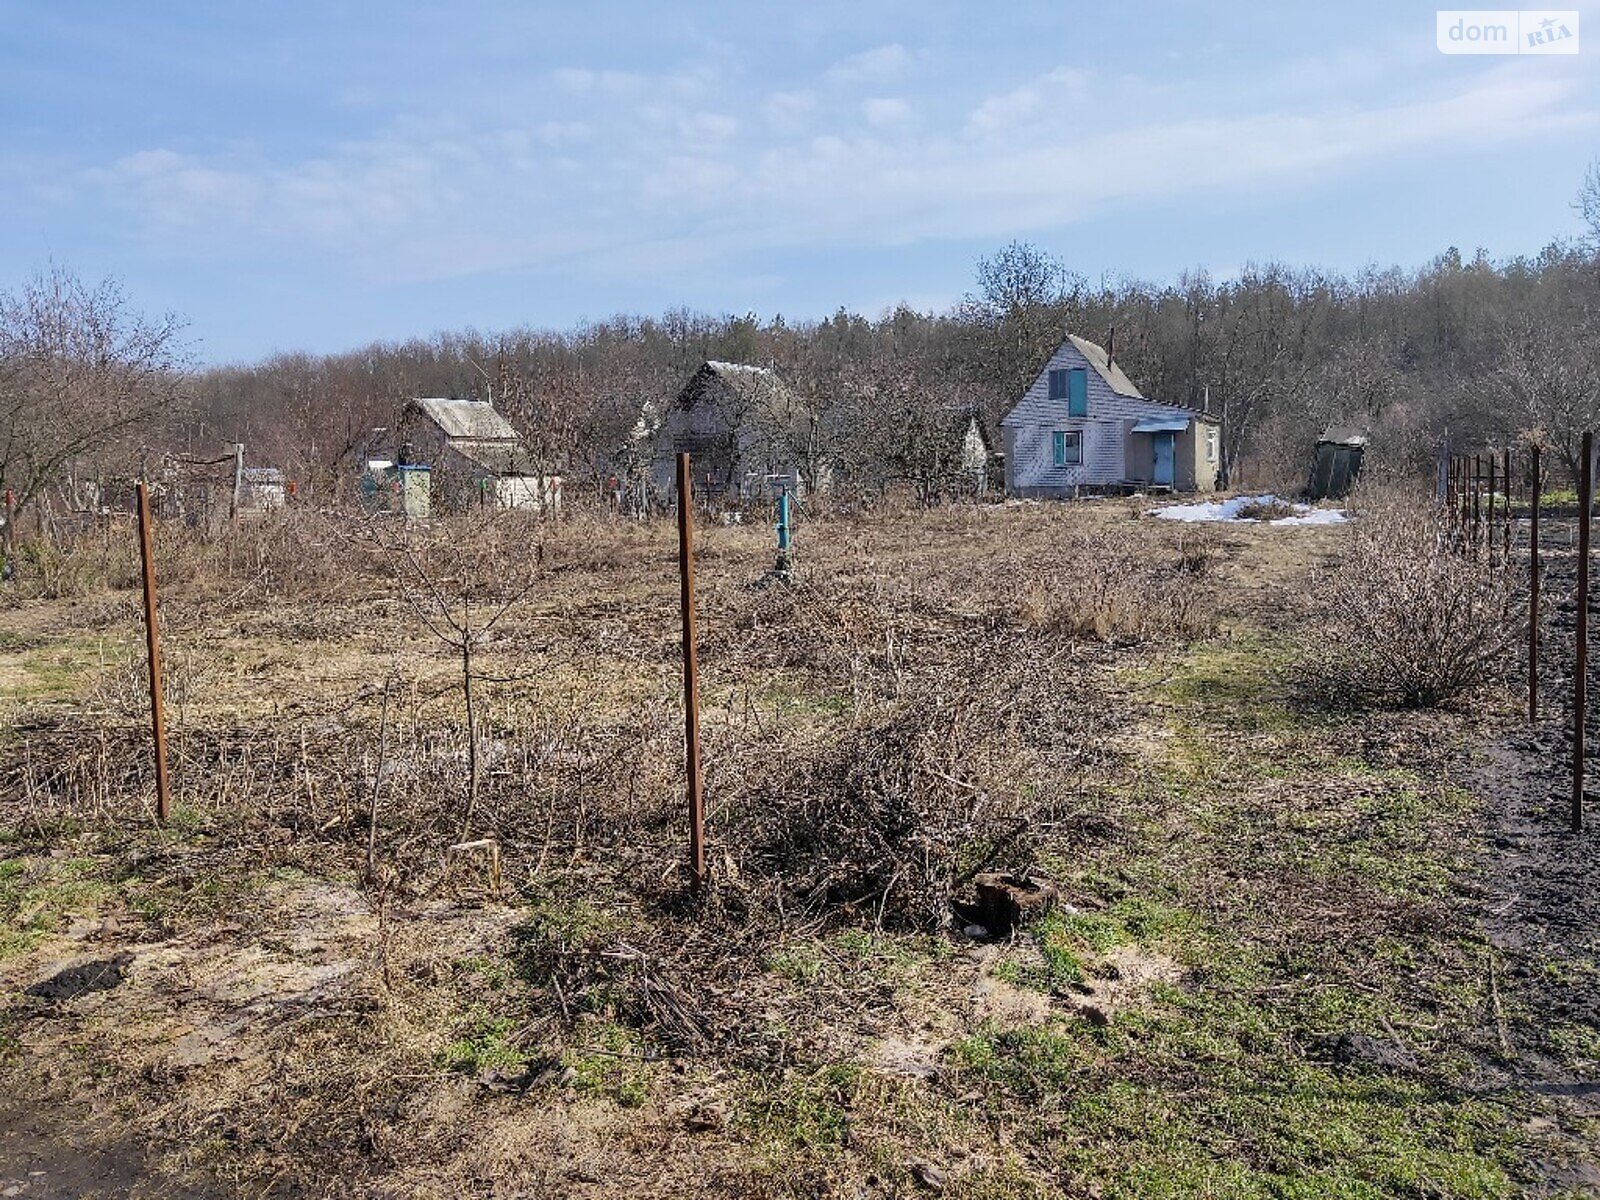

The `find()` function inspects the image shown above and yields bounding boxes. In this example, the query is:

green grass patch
[952,986,1519,1199]
[0,855,111,960]
[740,1062,862,1149]
[438,1012,526,1076]
[563,1020,653,1107]
[767,941,827,985]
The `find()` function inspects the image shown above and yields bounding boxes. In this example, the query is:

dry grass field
[1,497,1597,1198]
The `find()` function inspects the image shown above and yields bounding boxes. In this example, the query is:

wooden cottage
[396,398,561,512]
[1000,334,1220,497]
[654,361,826,502]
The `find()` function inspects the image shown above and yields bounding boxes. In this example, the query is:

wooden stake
[676,453,706,892]
[136,482,171,822]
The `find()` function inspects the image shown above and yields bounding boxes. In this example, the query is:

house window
[1048,368,1068,400]
[1052,430,1082,467]
[1067,368,1088,417]
[1206,427,1219,462]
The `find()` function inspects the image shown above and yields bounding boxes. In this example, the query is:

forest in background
[5,165,1600,512]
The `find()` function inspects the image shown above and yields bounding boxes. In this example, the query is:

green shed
[1309,426,1367,501]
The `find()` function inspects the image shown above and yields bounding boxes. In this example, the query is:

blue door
[1153,433,1175,487]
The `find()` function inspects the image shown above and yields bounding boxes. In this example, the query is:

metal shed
[1309,426,1368,500]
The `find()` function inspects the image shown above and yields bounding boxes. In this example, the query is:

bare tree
[1494,315,1600,481]
[0,267,189,511]
[367,510,541,837]
[1581,160,1600,247]
[960,242,1083,400]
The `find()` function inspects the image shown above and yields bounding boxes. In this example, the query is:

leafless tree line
[5,166,1600,516]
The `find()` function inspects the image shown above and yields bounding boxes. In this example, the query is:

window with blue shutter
[1067,368,1088,417]
[1048,368,1068,400]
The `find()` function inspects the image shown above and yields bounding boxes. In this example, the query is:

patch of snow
[1272,507,1349,527]
[1151,493,1348,526]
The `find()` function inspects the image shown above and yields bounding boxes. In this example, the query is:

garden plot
[0,499,1587,1198]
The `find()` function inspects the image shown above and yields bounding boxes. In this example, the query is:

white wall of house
[495,475,562,511]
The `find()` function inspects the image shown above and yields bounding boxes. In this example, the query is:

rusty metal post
[1452,457,1465,534]
[1452,456,1461,531]
[1487,454,1497,561]
[135,482,172,823]
[1575,432,1593,833]
[1473,455,1483,551]
[675,453,706,892]
[1453,456,1463,547]
[1503,448,1513,558]
[1530,446,1541,723]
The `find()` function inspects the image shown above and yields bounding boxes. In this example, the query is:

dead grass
[0,499,1563,1198]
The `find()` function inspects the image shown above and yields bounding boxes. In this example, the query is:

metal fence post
[1497,448,1510,563]
[1473,454,1483,551]
[1575,432,1593,833]
[676,453,707,892]
[135,482,172,822]
[1530,446,1541,723]
[1478,454,1491,563]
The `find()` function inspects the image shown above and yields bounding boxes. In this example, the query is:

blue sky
[2,1,1597,362]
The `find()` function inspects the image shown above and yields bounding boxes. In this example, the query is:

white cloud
[549,67,648,97]
[826,43,911,83]
[62,52,1600,287]
[964,68,1090,137]
[537,120,592,147]
[682,112,739,140]
[862,97,912,128]
[763,90,815,132]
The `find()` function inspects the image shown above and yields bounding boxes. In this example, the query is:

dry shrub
[1016,527,1216,642]
[1,525,138,601]
[729,633,1118,929]
[1296,488,1515,708]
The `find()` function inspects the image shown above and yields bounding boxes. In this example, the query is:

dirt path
[1471,542,1600,1192]
[0,1097,220,1200]
[1477,730,1600,1193]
